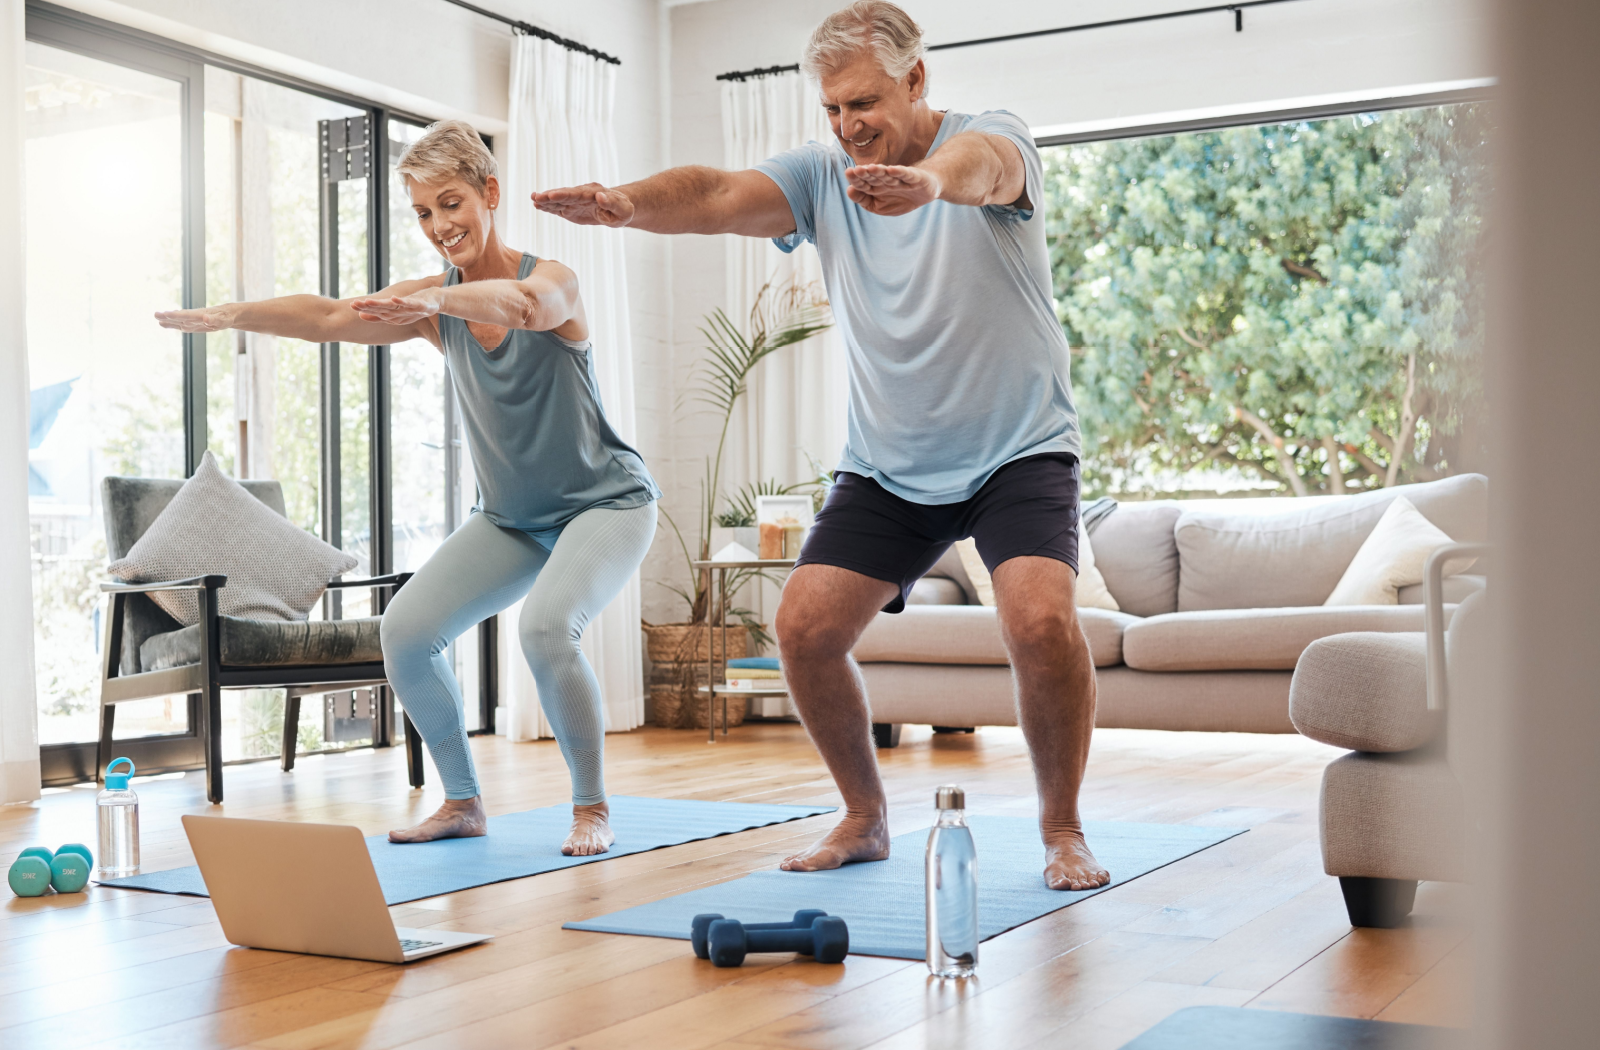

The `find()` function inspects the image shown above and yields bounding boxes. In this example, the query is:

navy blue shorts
[794,453,1081,613]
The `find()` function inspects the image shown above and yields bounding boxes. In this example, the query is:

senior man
[535,0,1109,891]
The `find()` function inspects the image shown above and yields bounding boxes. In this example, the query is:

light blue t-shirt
[756,109,1081,505]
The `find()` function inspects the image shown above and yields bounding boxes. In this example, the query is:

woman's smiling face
[408,174,500,268]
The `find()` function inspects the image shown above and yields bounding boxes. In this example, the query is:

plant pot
[642,621,756,729]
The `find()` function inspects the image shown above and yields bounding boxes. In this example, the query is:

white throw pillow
[953,522,1120,611]
[1324,496,1464,606]
[109,451,358,625]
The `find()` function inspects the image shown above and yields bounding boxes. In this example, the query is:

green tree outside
[1044,103,1491,497]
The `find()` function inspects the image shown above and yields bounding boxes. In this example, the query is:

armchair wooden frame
[98,572,422,804]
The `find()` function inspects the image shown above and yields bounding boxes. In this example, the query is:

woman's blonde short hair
[395,119,497,194]
[800,1,927,89]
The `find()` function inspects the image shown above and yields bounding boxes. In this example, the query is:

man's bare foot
[1042,820,1110,890]
[562,801,615,856]
[388,796,488,843]
[780,810,891,871]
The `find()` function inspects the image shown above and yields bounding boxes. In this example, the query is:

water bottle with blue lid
[97,757,140,878]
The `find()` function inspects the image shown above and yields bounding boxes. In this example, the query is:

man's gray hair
[800,1,928,90]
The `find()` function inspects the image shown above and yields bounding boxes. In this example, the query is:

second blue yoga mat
[564,817,1246,960]
[100,796,836,905]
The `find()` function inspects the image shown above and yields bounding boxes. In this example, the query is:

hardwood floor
[0,723,1471,1048]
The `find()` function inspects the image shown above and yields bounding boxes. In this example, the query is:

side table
[689,557,796,743]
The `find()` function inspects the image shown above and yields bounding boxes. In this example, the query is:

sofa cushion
[906,577,967,605]
[923,545,979,604]
[1173,474,1487,611]
[1084,501,1182,616]
[140,615,384,672]
[852,605,1136,668]
[857,665,1295,734]
[1325,497,1466,606]
[1397,573,1485,605]
[1122,605,1439,672]
[1289,632,1438,751]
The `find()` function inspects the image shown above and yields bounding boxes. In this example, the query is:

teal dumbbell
[8,854,53,897]
[50,846,92,893]
[18,846,54,865]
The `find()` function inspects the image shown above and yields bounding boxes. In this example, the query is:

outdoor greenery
[1044,103,1491,496]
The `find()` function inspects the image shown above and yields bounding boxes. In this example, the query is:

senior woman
[156,120,659,855]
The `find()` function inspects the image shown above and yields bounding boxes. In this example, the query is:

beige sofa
[852,474,1488,743]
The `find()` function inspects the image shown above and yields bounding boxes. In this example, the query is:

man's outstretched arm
[533,167,795,238]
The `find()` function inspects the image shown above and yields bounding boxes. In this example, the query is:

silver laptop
[182,815,492,964]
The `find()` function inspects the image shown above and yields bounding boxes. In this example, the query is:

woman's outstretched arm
[349,258,587,341]
[155,274,445,346]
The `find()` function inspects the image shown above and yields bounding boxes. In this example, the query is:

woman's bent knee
[520,617,580,663]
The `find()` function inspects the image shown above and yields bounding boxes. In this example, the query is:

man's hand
[532,183,636,228]
[155,306,232,332]
[844,164,943,217]
[350,286,445,325]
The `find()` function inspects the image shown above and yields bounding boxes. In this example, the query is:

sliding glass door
[26,4,494,785]
[24,23,206,782]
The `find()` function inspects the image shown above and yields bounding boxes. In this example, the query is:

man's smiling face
[818,52,927,168]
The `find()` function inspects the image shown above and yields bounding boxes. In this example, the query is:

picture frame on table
[755,495,814,559]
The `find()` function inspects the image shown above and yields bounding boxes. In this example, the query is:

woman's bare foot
[388,796,488,843]
[780,809,891,871]
[562,801,615,856]
[1042,820,1110,890]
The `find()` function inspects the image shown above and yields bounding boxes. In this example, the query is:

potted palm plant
[644,280,832,728]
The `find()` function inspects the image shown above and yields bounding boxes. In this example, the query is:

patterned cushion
[140,616,384,672]
[108,452,357,625]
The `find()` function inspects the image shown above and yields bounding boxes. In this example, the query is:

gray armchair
[99,475,424,803]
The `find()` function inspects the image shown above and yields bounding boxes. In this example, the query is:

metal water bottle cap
[935,785,965,810]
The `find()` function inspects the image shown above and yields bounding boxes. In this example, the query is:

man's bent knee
[1003,606,1083,662]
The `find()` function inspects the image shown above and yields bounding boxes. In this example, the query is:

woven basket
[642,622,755,729]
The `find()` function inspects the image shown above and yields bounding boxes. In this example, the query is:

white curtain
[499,36,645,739]
[721,72,849,496]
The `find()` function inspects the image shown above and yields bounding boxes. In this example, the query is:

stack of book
[724,657,784,691]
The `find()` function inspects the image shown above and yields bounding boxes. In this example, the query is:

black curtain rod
[441,0,621,66]
[715,0,1308,82]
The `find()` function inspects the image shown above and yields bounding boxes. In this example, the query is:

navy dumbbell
[706,915,849,967]
[690,909,828,959]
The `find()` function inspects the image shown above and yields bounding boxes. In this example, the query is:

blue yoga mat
[564,817,1246,960]
[101,796,836,905]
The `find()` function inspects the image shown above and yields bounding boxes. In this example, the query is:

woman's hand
[154,306,233,332]
[350,286,446,325]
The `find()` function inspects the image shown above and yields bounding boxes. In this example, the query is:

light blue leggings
[380,503,658,803]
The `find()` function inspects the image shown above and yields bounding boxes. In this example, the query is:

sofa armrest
[1425,543,1489,711]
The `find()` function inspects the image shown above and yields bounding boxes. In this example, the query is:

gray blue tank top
[440,253,659,532]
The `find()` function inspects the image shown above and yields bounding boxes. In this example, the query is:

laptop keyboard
[399,938,444,952]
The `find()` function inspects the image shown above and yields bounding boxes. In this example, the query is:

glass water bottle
[96,757,140,878]
[925,784,978,977]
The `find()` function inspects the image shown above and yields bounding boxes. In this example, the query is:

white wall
[1,0,42,803]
